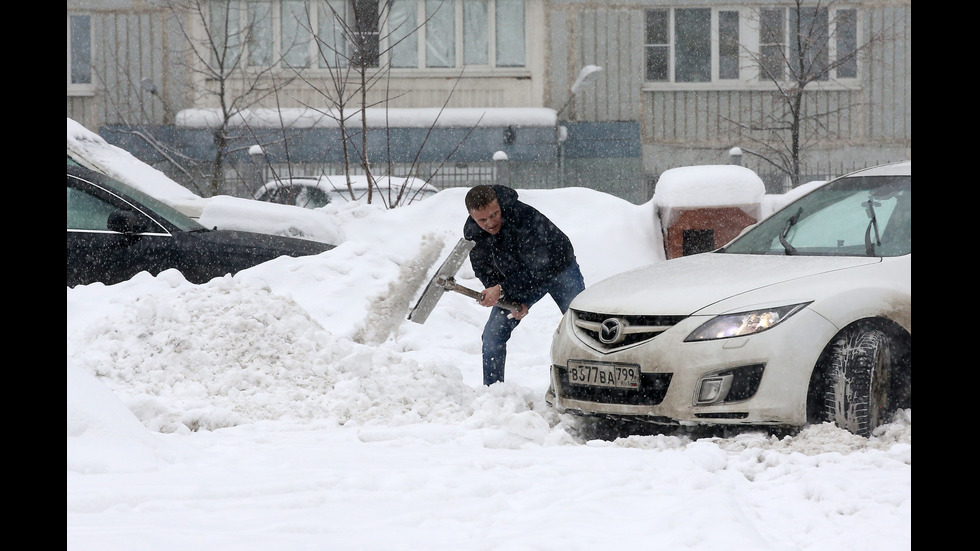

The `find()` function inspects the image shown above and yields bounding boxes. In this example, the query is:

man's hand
[479,284,503,307]
[479,286,528,320]
[511,304,530,320]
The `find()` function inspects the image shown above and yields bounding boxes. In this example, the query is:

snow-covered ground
[67,120,910,551]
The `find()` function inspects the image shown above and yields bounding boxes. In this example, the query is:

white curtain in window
[759,8,785,80]
[210,1,245,68]
[495,0,524,67]
[248,2,273,67]
[426,0,455,68]
[318,0,348,67]
[463,0,488,65]
[390,0,418,67]
[282,0,311,67]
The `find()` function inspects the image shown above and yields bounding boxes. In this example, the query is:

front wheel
[824,327,892,437]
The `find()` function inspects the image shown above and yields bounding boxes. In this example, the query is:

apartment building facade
[67,0,911,202]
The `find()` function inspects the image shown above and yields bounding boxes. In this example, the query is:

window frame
[67,13,95,96]
[390,0,528,73]
[642,5,862,92]
[218,0,528,77]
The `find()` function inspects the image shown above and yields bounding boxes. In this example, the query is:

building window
[646,7,731,83]
[791,7,830,81]
[760,6,859,83]
[248,2,274,67]
[215,1,380,70]
[389,0,418,67]
[351,0,382,66]
[758,8,784,80]
[495,0,525,67]
[390,0,526,69]
[425,0,454,67]
[464,0,488,65]
[674,8,711,82]
[718,11,740,80]
[644,10,668,81]
[835,9,858,78]
[209,1,245,68]
[645,6,858,86]
[282,0,312,67]
[67,14,92,90]
[313,0,381,68]
[211,0,522,72]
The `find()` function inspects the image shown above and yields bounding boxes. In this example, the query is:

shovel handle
[437,277,523,313]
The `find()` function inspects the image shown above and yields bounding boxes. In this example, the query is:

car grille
[571,310,687,352]
[555,366,672,406]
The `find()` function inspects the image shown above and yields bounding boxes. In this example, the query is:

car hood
[571,253,887,316]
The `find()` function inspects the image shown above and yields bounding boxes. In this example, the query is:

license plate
[566,361,640,389]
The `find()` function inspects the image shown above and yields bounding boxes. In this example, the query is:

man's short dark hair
[465,185,498,212]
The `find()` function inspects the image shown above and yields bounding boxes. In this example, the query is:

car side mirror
[107,210,153,234]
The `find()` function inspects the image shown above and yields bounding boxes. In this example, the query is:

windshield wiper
[863,199,881,256]
[779,207,802,255]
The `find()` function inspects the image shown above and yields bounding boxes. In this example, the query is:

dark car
[67,158,334,287]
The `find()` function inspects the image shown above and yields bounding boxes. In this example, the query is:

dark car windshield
[722,174,911,257]
[68,156,205,232]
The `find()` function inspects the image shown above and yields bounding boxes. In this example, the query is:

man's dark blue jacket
[463,185,577,305]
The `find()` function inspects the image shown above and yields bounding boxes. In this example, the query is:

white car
[254,175,438,209]
[548,161,911,437]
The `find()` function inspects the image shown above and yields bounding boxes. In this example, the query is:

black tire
[824,327,892,437]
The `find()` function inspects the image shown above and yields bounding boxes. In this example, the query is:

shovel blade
[407,239,475,324]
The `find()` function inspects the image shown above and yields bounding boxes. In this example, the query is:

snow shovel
[407,238,522,324]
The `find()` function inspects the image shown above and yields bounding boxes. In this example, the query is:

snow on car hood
[199,195,343,245]
[571,253,883,316]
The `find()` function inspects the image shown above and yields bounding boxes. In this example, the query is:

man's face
[470,200,503,235]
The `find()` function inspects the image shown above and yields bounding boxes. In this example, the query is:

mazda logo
[599,318,628,345]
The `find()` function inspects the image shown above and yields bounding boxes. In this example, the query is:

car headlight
[684,302,810,342]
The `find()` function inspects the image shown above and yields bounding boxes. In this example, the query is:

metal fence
[224,156,905,203]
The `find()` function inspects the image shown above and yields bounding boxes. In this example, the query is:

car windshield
[68,156,205,232]
[722,174,911,257]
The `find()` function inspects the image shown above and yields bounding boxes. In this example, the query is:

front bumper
[548,308,838,427]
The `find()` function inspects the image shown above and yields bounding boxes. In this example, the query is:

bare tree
[97,0,302,197]
[730,0,899,188]
[268,0,475,208]
[159,0,300,196]
[108,0,488,207]
[94,70,209,195]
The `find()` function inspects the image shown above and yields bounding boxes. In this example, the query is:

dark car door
[67,174,179,286]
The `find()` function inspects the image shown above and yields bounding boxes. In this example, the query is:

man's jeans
[481,262,585,386]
